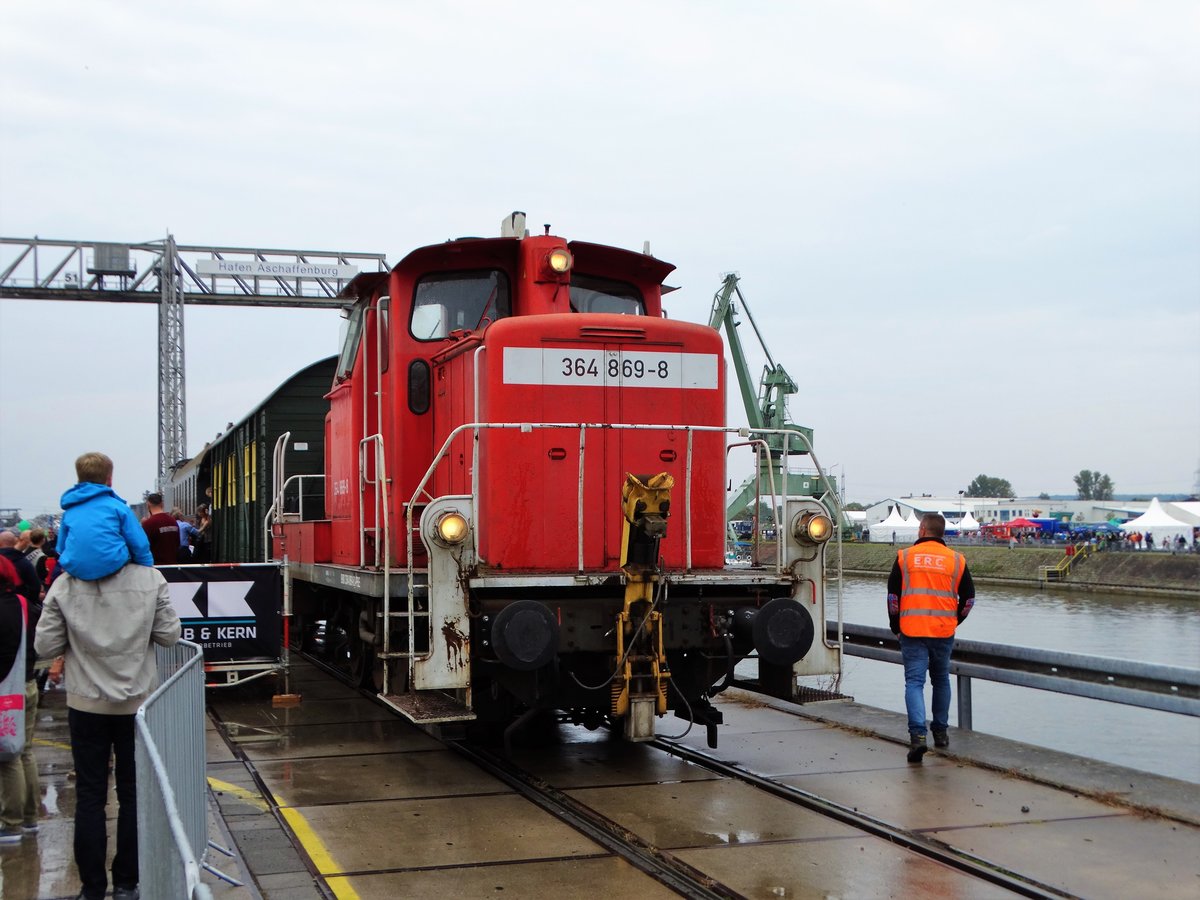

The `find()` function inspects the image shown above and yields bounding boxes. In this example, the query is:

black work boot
[933,729,949,749]
[907,733,928,763]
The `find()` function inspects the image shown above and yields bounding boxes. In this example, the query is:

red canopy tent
[981,518,1041,542]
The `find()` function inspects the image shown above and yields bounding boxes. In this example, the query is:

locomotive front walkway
[5,662,1197,898]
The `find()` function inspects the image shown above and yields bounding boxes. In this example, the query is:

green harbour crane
[708,273,835,525]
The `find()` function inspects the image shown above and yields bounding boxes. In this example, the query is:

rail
[263,472,326,561]
[1038,541,1093,583]
[399,421,831,678]
[134,641,239,900]
[831,622,1200,728]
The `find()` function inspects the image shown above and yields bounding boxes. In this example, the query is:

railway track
[275,647,1079,899]
[449,739,739,900]
[650,737,1076,900]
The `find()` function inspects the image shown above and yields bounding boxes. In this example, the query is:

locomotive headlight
[546,248,573,274]
[792,511,833,545]
[434,511,469,545]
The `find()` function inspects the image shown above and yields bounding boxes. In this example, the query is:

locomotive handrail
[400,421,831,687]
[725,438,784,573]
[263,474,326,561]
[370,436,391,682]
[359,435,388,568]
[833,622,1200,723]
[263,432,292,562]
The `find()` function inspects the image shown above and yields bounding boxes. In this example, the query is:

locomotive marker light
[615,472,674,742]
[792,510,833,545]
[433,510,470,546]
[546,247,573,274]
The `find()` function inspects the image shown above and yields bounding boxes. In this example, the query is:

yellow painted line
[206,776,270,812]
[34,737,72,752]
[278,805,361,900]
[325,876,361,899]
[206,776,360,900]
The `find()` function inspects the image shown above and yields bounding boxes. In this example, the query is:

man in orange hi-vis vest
[887,512,976,763]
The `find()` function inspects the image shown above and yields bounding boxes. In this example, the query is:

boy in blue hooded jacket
[57,453,153,581]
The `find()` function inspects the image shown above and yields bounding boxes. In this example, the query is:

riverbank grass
[832,542,1199,596]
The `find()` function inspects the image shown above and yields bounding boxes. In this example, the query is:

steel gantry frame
[0,234,389,486]
[158,236,187,485]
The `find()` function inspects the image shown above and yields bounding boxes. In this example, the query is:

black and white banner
[159,564,282,662]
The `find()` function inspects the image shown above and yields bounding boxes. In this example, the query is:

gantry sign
[0,235,389,487]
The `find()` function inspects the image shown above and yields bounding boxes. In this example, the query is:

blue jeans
[899,635,954,737]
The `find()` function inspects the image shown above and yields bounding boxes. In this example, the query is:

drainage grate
[732,679,851,704]
[794,686,851,704]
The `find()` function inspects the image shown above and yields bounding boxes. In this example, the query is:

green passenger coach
[168,356,336,563]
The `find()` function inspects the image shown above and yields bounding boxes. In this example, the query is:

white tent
[904,510,921,528]
[1164,501,1200,526]
[957,511,981,532]
[1119,498,1193,548]
[869,507,918,543]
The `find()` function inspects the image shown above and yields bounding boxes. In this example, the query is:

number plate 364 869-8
[503,347,718,390]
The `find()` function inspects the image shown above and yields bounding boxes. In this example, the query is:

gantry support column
[157,234,186,489]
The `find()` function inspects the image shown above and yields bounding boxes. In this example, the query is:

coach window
[569,274,644,315]
[411,270,510,340]
[336,302,366,380]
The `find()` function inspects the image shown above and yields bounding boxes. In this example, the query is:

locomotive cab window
[377,296,390,373]
[411,270,510,340]
[569,274,644,315]
[336,302,366,380]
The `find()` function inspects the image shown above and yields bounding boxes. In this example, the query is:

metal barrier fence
[831,622,1200,729]
[134,640,215,900]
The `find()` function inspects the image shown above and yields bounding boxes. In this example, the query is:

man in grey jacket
[35,563,181,900]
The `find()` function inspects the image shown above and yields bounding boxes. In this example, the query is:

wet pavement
[672,692,1200,899]
[0,686,256,900]
[5,661,1198,899]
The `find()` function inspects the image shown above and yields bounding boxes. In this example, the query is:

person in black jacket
[0,554,41,842]
[0,531,40,607]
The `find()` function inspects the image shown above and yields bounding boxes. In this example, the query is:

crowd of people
[1102,530,1196,552]
[138,492,213,565]
[957,529,1199,552]
[1,452,186,900]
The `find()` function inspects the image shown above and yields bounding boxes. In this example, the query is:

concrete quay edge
[724,687,1200,826]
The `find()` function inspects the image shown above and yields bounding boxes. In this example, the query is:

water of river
[801,576,1199,783]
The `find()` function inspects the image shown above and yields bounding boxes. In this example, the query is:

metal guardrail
[135,641,235,899]
[1038,542,1093,582]
[832,622,1200,729]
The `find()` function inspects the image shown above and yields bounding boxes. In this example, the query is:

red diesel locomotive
[273,213,840,745]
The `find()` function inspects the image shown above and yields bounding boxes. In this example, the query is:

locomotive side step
[380,691,476,724]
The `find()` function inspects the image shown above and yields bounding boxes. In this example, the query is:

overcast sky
[1,1,1197,514]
